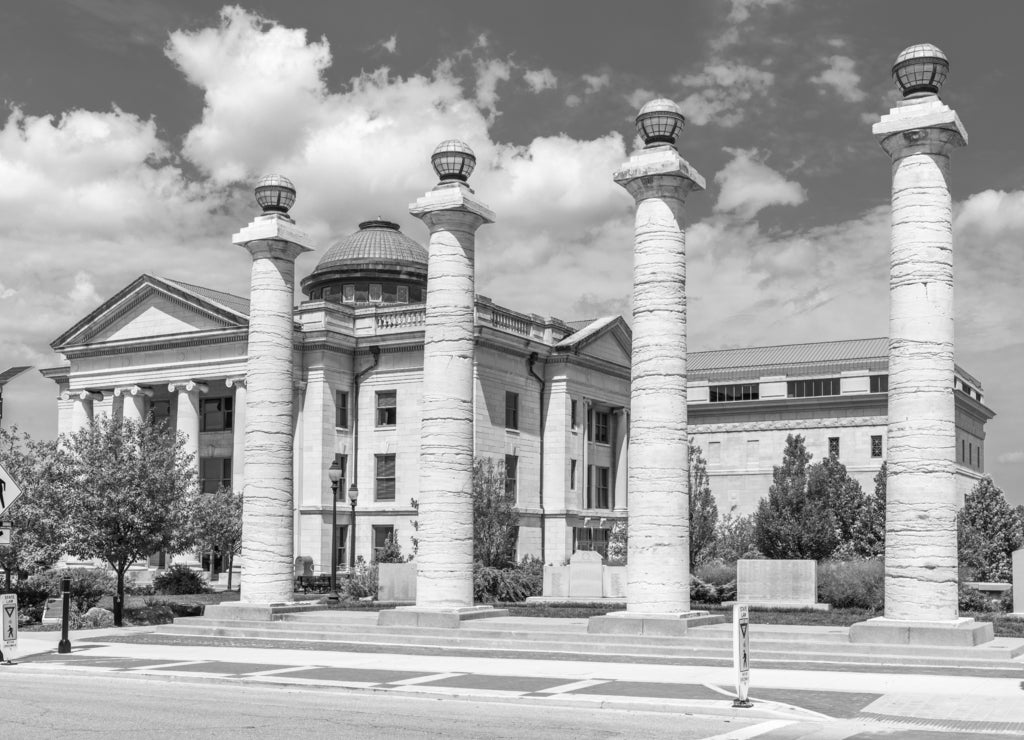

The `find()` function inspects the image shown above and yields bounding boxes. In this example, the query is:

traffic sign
[733,603,751,707]
[0,521,10,545]
[0,462,23,519]
[1,593,17,650]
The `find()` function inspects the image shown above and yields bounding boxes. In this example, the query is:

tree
[688,442,718,566]
[0,429,67,589]
[188,486,243,591]
[711,507,758,563]
[753,434,839,560]
[958,476,1023,581]
[472,457,518,568]
[60,415,198,626]
[851,462,886,557]
[607,520,627,565]
[807,453,865,549]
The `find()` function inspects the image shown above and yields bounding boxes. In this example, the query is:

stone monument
[589,100,722,636]
[850,46,992,645]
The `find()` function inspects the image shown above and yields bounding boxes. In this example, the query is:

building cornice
[61,329,249,359]
[689,415,888,434]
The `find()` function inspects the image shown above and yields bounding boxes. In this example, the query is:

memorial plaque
[737,559,817,606]
[543,565,569,598]
[568,550,603,598]
[377,562,416,602]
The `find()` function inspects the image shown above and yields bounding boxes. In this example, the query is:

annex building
[43,218,994,575]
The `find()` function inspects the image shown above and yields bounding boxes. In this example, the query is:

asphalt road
[0,672,757,740]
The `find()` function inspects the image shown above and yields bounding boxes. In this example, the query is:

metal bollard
[57,576,71,654]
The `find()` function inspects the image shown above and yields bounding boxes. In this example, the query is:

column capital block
[409,182,495,227]
[225,377,247,389]
[233,214,315,260]
[168,380,209,394]
[614,145,706,201]
[113,385,154,398]
[62,389,104,402]
[873,97,967,157]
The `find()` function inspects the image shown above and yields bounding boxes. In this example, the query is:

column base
[203,601,327,621]
[588,610,724,636]
[377,605,509,629]
[849,616,994,646]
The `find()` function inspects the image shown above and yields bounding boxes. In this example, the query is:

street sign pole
[732,603,752,708]
[1,592,17,665]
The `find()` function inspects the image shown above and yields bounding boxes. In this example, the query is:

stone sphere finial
[636,98,685,148]
[431,140,476,183]
[254,174,297,214]
[892,43,949,98]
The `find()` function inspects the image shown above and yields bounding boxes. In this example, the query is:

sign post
[732,603,751,708]
[1,593,17,665]
[0,461,23,519]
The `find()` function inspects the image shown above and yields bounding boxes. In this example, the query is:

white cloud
[0,281,15,299]
[565,94,582,108]
[380,34,397,54]
[713,148,807,219]
[727,0,793,23]
[676,63,774,127]
[523,67,557,93]
[582,73,610,94]
[474,58,513,120]
[811,55,867,103]
[626,88,659,111]
[997,451,1024,464]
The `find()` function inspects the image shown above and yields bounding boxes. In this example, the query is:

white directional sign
[1,593,17,650]
[733,603,750,706]
[0,462,23,519]
[0,521,10,546]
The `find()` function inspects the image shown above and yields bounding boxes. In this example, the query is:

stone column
[115,385,153,425]
[589,99,716,636]
[92,390,115,420]
[229,176,312,610]
[378,141,499,628]
[169,380,207,475]
[850,45,992,646]
[64,390,101,432]
[226,378,246,493]
[613,409,629,513]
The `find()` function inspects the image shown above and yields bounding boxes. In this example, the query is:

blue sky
[1,0,1022,500]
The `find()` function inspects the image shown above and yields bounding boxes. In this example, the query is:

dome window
[369,284,383,302]
[343,285,355,303]
[396,286,409,304]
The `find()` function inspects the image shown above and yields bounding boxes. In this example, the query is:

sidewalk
[7,626,1024,736]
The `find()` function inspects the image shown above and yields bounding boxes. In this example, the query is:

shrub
[690,576,719,604]
[817,558,883,609]
[14,581,50,623]
[375,533,408,564]
[717,579,737,603]
[26,568,116,612]
[695,561,735,588]
[344,558,378,599]
[124,577,156,596]
[474,557,543,603]
[124,603,175,626]
[959,583,998,612]
[153,565,210,595]
[999,587,1014,613]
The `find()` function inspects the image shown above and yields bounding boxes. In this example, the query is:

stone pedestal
[588,610,722,636]
[233,212,313,607]
[377,605,509,629]
[850,617,994,646]
[403,180,493,611]
[615,141,704,616]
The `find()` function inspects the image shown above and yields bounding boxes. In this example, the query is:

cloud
[582,73,610,94]
[714,148,806,220]
[565,94,582,108]
[727,0,793,23]
[997,451,1024,464]
[380,34,397,54]
[810,55,867,103]
[626,88,659,110]
[676,62,774,127]
[523,67,557,93]
[474,58,513,120]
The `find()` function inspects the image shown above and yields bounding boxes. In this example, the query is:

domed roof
[314,219,426,272]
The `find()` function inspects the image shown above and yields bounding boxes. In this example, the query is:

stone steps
[158,616,1024,670]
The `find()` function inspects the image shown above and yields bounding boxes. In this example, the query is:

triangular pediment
[52,275,249,350]
[555,316,632,367]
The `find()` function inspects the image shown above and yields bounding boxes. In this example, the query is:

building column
[63,390,102,432]
[92,390,116,420]
[590,100,707,634]
[115,385,153,425]
[226,378,246,494]
[613,409,629,513]
[851,46,991,646]
[169,380,208,476]
[230,175,312,609]
[398,141,494,616]
[581,399,591,510]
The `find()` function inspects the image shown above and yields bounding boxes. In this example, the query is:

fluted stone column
[850,45,992,646]
[613,409,629,513]
[589,99,719,636]
[230,197,312,608]
[226,378,246,493]
[169,380,207,475]
[115,386,153,425]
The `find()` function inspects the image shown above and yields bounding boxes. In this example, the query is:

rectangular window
[150,399,172,424]
[869,374,889,394]
[335,524,348,571]
[828,437,840,458]
[336,391,349,429]
[787,378,841,398]
[342,285,355,303]
[372,525,395,561]
[200,397,233,432]
[369,284,383,302]
[709,383,760,402]
[573,527,610,558]
[355,285,369,303]
[199,456,232,494]
[333,453,347,499]
[961,439,966,462]
[376,390,397,427]
[375,454,396,501]
[570,459,577,490]
[504,455,518,498]
[588,466,610,509]
[570,399,579,430]
[871,435,883,458]
[396,285,409,303]
[969,442,973,466]
[592,411,610,444]
[505,391,519,430]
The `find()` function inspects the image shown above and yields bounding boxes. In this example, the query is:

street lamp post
[328,459,342,603]
[348,484,359,570]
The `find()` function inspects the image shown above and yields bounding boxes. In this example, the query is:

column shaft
[230,381,246,493]
[121,394,147,425]
[614,410,629,513]
[173,385,202,476]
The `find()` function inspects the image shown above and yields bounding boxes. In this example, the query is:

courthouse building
[42,217,994,573]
